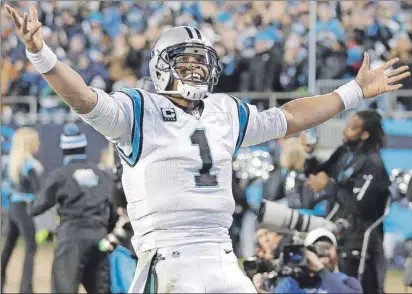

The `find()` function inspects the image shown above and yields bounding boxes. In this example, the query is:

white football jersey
[83,87,287,254]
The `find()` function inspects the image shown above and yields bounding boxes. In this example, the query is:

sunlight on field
[1,244,410,293]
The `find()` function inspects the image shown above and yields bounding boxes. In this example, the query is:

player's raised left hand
[356,52,410,99]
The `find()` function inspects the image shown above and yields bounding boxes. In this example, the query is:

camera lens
[289,252,303,264]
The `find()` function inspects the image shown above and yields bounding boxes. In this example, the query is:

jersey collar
[167,97,205,119]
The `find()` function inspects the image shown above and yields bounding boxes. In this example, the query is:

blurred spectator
[98,142,115,173]
[107,35,133,85]
[1,128,42,293]
[2,0,412,114]
[390,32,412,110]
[264,138,326,212]
[213,42,244,93]
[77,53,109,90]
[267,138,307,207]
[255,227,285,261]
[317,2,345,41]
[245,30,283,92]
[125,33,149,79]
[279,33,308,91]
[300,129,321,177]
[252,227,293,293]
[316,33,347,80]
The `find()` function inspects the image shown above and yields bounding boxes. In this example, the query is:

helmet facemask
[152,42,221,100]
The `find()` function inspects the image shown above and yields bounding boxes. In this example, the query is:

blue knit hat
[60,123,87,150]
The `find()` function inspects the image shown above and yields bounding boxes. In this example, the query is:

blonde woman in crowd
[279,137,306,172]
[1,127,43,293]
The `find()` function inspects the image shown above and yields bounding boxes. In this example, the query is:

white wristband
[25,42,57,74]
[334,80,364,110]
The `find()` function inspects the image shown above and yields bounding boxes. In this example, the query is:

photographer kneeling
[275,228,362,293]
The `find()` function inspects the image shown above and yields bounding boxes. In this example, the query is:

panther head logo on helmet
[149,26,221,101]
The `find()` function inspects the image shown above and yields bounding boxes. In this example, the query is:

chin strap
[157,80,209,101]
[176,82,208,100]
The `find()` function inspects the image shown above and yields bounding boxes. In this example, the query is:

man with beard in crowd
[306,110,390,294]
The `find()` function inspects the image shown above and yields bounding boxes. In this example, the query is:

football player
[5,4,410,293]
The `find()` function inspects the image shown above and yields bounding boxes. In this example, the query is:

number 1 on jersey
[190,129,218,187]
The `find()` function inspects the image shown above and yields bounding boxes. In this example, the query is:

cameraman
[275,228,362,293]
[306,110,390,294]
[31,123,113,293]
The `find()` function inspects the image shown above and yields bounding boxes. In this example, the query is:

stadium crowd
[2,1,412,104]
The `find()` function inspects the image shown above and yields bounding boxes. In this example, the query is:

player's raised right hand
[5,4,44,53]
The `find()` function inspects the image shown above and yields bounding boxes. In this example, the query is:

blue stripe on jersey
[117,88,144,167]
[230,95,250,155]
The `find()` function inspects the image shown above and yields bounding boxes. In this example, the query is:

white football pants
[129,242,257,293]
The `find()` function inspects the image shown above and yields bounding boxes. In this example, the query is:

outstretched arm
[280,92,343,136]
[40,62,97,114]
[5,4,134,143]
[241,53,409,147]
[5,4,97,114]
[281,54,409,136]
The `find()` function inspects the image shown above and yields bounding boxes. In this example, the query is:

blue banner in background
[381,149,412,173]
[383,118,412,137]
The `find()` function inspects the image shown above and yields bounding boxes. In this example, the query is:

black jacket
[245,47,283,92]
[31,156,114,242]
[314,145,390,251]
